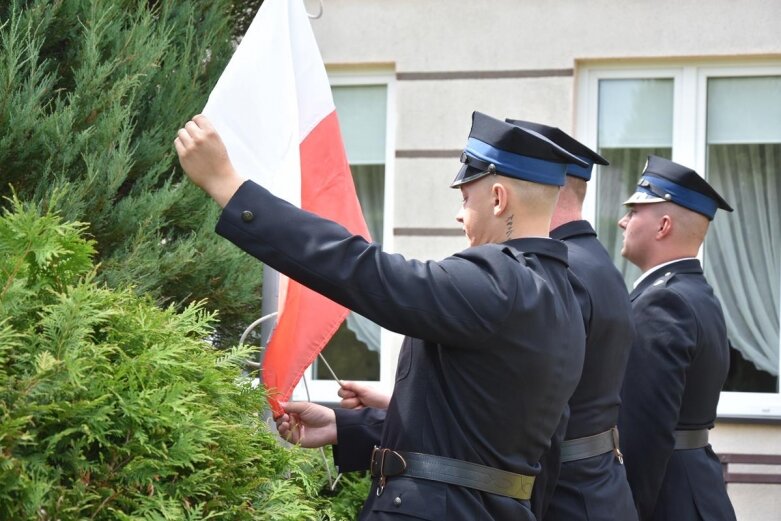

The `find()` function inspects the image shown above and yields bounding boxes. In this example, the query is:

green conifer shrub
[0,1,372,517]
[0,196,370,519]
[0,0,263,346]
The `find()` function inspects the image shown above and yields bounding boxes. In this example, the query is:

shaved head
[665,203,710,246]
[506,177,561,216]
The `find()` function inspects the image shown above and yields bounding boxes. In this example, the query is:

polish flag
[202,0,370,415]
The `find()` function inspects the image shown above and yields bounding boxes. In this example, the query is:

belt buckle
[371,447,406,497]
[611,427,624,465]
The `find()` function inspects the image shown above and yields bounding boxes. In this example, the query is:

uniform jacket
[618,259,736,521]
[535,220,637,521]
[216,181,586,521]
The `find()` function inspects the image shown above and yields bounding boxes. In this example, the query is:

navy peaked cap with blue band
[505,119,608,181]
[623,155,733,220]
[450,111,589,188]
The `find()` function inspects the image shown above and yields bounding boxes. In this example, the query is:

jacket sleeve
[619,288,696,520]
[215,180,524,348]
[331,407,386,472]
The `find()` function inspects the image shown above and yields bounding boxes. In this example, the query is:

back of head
[504,119,608,183]
[503,119,605,226]
[561,175,587,205]
[507,177,562,215]
[664,202,711,248]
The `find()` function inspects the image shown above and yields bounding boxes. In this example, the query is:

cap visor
[450,164,492,188]
[623,191,666,206]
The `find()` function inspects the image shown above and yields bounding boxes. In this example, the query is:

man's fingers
[280,418,302,444]
[192,113,209,129]
[340,397,363,409]
[337,388,357,399]
[176,127,193,146]
[281,401,309,415]
[184,120,201,140]
[275,415,302,444]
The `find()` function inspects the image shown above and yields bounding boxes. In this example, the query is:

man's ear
[657,214,673,239]
[492,182,508,216]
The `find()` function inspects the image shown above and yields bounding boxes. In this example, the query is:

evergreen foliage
[0,0,263,346]
[0,198,370,519]
[0,1,372,517]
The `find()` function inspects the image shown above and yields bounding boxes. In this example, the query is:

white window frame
[577,59,781,419]
[291,67,398,404]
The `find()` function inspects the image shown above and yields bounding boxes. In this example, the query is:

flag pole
[259,267,280,370]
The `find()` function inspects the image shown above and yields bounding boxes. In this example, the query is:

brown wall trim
[396,149,461,159]
[397,68,573,81]
[395,227,464,237]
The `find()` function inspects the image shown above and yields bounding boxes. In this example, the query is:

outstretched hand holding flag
[200,0,370,416]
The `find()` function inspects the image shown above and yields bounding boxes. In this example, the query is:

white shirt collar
[633,257,698,289]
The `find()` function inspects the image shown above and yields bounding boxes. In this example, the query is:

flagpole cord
[301,371,342,490]
[247,312,345,490]
[238,312,279,376]
[317,352,343,386]
[238,311,279,347]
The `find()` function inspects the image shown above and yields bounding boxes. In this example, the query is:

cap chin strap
[463,137,567,186]
[638,175,717,219]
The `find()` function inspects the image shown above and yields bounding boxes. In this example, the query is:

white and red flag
[203,0,370,416]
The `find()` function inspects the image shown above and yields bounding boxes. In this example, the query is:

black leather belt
[560,426,624,464]
[673,429,709,450]
[369,447,535,500]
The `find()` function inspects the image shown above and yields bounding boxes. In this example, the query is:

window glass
[704,76,781,393]
[332,85,387,164]
[596,78,674,287]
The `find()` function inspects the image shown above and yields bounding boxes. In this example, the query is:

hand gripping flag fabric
[203,0,371,416]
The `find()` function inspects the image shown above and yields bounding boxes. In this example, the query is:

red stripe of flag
[264,110,371,416]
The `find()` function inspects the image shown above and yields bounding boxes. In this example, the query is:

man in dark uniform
[617,155,737,521]
[175,111,587,520]
[507,120,637,521]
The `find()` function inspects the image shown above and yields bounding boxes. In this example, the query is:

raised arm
[176,115,526,348]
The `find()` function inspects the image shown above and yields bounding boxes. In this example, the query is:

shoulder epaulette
[650,271,676,288]
[499,244,528,266]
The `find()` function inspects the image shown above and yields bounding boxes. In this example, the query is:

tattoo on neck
[505,214,514,239]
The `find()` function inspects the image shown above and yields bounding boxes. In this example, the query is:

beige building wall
[311,2,781,518]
